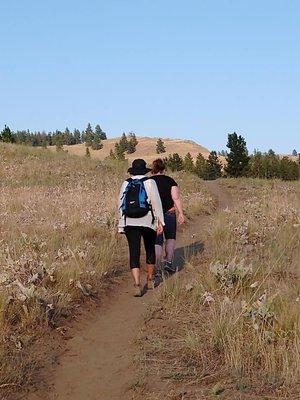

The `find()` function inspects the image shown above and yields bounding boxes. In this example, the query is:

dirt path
[25,180,229,400]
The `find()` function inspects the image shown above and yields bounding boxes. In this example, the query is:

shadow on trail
[153,240,204,289]
[174,240,204,272]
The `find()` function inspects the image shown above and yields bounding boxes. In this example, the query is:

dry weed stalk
[140,179,300,398]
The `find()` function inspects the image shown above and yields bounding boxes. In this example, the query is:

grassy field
[0,143,212,393]
[139,179,300,399]
[0,143,127,389]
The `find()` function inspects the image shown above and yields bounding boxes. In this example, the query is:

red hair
[152,158,166,174]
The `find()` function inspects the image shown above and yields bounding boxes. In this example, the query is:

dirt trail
[25,180,229,400]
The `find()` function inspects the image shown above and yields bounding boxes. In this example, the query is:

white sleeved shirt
[118,175,165,232]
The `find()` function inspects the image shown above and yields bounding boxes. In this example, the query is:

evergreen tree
[127,132,138,154]
[280,157,299,180]
[203,151,222,180]
[225,132,250,177]
[40,131,48,148]
[64,127,76,145]
[183,152,194,172]
[53,130,64,150]
[119,132,128,152]
[95,124,107,140]
[195,153,206,178]
[166,153,183,171]
[263,150,281,179]
[0,125,15,143]
[85,123,94,147]
[47,133,53,146]
[292,149,298,157]
[73,129,81,144]
[250,150,264,178]
[128,131,138,146]
[85,147,91,158]
[156,138,166,154]
[114,142,125,160]
[91,130,103,150]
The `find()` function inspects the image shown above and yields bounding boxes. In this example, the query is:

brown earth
[13,181,229,400]
[49,137,211,163]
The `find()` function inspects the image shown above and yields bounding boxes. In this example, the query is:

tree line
[162,133,299,181]
[0,123,107,149]
[1,125,299,180]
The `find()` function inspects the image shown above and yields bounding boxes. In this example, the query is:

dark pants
[124,226,156,269]
[156,211,177,246]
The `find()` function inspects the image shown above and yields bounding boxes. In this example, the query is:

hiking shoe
[164,261,176,274]
[147,279,155,290]
[133,284,142,297]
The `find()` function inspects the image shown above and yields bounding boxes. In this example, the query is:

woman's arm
[171,186,185,225]
[117,182,127,232]
[148,180,165,228]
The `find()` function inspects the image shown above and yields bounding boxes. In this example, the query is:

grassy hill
[50,137,210,162]
[0,143,212,392]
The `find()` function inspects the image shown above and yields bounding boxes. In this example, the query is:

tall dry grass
[139,179,300,399]
[0,144,210,392]
[0,143,126,388]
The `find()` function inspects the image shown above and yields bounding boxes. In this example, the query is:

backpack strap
[139,177,155,224]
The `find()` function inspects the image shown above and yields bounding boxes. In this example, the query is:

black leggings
[124,226,156,269]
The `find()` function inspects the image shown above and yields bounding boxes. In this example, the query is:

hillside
[50,137,210,161]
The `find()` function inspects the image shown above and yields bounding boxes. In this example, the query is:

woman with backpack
[118,159,164,297]
[151,158,185,274]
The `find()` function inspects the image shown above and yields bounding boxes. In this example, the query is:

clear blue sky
[1,0,299,153]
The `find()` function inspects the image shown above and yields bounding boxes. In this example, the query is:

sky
[0,0,299,153]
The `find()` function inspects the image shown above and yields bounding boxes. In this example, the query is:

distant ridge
[56,136,210,162]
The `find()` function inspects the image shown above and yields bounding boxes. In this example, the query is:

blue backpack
[121,178,154,221]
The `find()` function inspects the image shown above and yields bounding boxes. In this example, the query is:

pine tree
[183,152,194,172]
[225,132,250,177]
[85,147,91,158]
[114,142,125,160]
[73,129,81,144]
[263,150,280,179]
[166,153,183,171]
[250,150,264,178]
[119,132,128,152]
[280,157,299,180]
[156,138,166,154]
[0,125,15,143]
[195,153,206,178]
[91,130,103,150]
[203,151,222,180]
[127,132,138,154]
[64,127,76,145]
[85,123,94,147]
[53,130,64,150]
[95,124,107,140]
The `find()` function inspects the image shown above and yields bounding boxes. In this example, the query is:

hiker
[151,158,185,274]
[118,159,164,297]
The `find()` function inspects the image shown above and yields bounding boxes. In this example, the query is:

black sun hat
[128,159,152,175]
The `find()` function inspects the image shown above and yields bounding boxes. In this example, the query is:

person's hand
[157,221,163,235]
[177,213,185,225]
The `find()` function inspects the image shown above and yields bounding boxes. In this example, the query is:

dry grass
[138,179,300,399]
[0,143,127,389]
[171,171,217,217]
[0,143,210,393]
